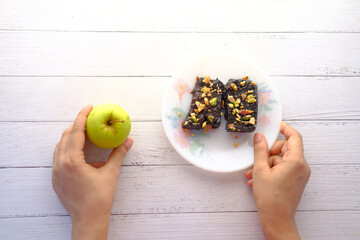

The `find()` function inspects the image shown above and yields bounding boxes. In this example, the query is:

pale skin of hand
[245,122,311,240]
[52,104,133,240]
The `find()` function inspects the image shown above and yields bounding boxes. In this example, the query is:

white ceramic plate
[161,56,282,173]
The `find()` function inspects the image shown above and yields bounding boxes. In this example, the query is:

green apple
[86,103,131,149]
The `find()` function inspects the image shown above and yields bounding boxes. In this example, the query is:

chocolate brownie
[223,77,258,132]
[182,76,224,130]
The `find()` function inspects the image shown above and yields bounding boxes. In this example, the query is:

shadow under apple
[84,137,112,164]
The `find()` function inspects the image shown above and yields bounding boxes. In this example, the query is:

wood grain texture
[1,0,359,33]
[1,77,360,122]
[0,121,359,168]
[0,165,359,218]
[0,32,359,76]
[1,1,359,239]
[1,211,360,240]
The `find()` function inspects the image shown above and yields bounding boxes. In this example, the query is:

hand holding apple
[52,104,133,240]
[86,103,131,149]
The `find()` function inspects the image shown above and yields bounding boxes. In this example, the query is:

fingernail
[254,133,263,143]
[124,138,133,150]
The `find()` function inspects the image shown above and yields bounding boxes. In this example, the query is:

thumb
[103,138,133,175]
[253,133,270,174]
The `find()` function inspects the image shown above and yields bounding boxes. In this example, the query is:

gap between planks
[1,75,360,77]
[1,209,360,220]
[0,163,359,169]
[0,119,360,123]
[2,29,360,34]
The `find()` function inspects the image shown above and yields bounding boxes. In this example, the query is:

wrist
[71,213,110,240]
[259,215,300,240]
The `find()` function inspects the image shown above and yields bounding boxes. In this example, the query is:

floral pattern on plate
[166,89,212,158]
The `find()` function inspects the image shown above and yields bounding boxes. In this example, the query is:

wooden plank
[275,77,360,120]
[0,121,359,168]
[0,32,359,76]
[0,0,359,33]
[0,121,183,167]
[0,165,359,218]
[1,211,359,240]
[0,77,166,122]
[0,77,359,122]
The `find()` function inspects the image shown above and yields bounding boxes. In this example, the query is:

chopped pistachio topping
[202,121,207,128]
[228,124,235,130]
[231,83,238,91]
[198,104,205,112]
[202,75,211,84]
[210,98,217,106]
[234,102,239,108]
[184,121,188,125]
[201,86,211,93]
[249,117,255,125]
[236,98,241,104]
[201,93,206,98]
[242,115,251,121]
[191,116,198,123]
[195,101,205,111]
[204,98,209,105]
[247,94,256,104]
[232,109,236,115]
[190,113,195,117]
[208,116,214,122]
[246,110,254,114]
[228,95,235,103]
[241,93,247,101]
[228,103,234,108]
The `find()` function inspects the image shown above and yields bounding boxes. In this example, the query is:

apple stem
[108,120,125,125]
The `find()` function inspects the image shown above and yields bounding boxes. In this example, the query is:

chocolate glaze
[182,77,224,130]
[223,79,258,132]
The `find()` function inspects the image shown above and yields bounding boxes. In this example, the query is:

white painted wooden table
[1,1,360,239]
